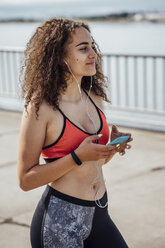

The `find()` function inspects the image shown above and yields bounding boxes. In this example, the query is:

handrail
[0,47,165,58]
[0,47,24,52]
[103,53,165,58]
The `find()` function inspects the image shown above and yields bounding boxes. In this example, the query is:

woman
[18,18,132,248]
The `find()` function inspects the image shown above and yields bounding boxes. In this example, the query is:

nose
[89,47,97,59]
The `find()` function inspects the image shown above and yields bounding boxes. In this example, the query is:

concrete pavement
[0,109,165,248]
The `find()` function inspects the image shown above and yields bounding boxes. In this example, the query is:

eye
[80,47,87,51]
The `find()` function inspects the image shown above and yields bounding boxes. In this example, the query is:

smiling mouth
[86,62,95,65]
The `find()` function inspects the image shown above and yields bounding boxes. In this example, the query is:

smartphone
[107,136,130,146]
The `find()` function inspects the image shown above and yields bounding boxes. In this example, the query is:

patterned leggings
[30,185,128,248]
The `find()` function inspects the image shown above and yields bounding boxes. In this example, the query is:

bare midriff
[49,158,106,201]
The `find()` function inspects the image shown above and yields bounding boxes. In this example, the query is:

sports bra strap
[56,105,66,117]
[83,88,99,110]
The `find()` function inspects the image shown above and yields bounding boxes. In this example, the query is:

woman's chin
[85,70,96,77]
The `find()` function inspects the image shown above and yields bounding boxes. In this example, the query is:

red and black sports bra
[41,90,110,163]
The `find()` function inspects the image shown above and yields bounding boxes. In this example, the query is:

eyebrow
[75,41,94,47]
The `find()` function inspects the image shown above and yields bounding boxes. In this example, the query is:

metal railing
[103,53,165,131]
[0,47,165,131]
[0,47,24,111]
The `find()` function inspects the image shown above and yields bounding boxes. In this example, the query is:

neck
[60,76,83,102]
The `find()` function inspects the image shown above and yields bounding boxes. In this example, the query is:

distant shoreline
[0,11,165,24]
[0,19,164,24]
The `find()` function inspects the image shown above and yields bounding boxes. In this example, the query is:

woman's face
[64,27,97,80]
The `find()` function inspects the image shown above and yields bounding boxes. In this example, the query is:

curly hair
[20,17,110,117]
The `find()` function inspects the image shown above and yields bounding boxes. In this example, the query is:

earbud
[90,76,93,89]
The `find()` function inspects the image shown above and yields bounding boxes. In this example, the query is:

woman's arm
[17,103,78,191]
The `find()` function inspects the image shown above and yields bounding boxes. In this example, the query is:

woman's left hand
[103,125,133,164]
[110,125,133,156]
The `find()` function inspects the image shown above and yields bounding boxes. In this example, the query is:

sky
[0,0,84,5]
[0,0,165,13]
[0,0,164,7]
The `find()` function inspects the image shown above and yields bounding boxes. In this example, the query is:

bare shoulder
[19,100,54,150]
[90,91,103,110]
[23,100,50,121]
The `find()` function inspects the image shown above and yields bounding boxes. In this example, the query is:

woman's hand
[103,125,133,165]
[110,125,133,156]
[75,135,117,163]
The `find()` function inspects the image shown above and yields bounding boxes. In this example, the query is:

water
[0,0,165,21]
[0,21,165,55]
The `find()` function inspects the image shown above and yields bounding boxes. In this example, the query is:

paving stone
[0,110,22,135]
[0,224,30,248]
[0,217,4,224]
[106,169,165,248]
[0,164,44,219]
[0,133,19,166]
[13,211,33,227]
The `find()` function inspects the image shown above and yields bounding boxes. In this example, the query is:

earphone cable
[64,61,108,208]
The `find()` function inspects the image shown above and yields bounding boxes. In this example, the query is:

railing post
[125,56,128,106]
[134,56,138,108]
[163,58,165,111]
[152,57,157,111]
[115,55,120,106]
[107,55,111,100]
[143,56,147,109]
